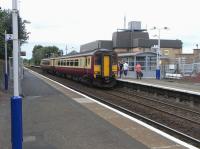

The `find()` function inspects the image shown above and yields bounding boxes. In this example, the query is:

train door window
[81,58,86,68]
[61,60,63,66]
[87,57,90,66]
[52,59,54,66]
[58,60,60,66]
[54,60,57,66]
[85,58,87,67]
[80,58,82,67]
[62,59,65,66]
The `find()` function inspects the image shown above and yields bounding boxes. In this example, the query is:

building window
[164,50,169,56]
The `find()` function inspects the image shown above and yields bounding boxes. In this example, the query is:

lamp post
[11,0,23,148]
[151,26,169,80]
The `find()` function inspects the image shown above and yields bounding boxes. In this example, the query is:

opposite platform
[117,77,200,96]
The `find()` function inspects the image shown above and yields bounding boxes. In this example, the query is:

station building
[80,21,182,78]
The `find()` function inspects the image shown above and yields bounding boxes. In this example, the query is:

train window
[95,55,101,65]
[58,61,60,65]
[63,60,66,66]
[75,59,78,66]
[67,60,69,66]
[70,60,73,66]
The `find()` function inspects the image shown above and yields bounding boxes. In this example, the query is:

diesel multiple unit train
[40,49,118,88]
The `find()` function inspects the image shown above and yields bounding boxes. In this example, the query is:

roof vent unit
[128,21,141,31]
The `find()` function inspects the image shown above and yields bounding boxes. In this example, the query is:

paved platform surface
[0,89,11,149]
[22,70,148,149]
[0,69,196,149]
[118,77,200,95]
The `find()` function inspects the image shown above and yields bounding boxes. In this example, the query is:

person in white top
[123,62,129,77]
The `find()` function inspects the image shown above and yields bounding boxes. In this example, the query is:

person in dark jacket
[119,61,123,78]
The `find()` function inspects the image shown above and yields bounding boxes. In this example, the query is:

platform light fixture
[151,26,169,80]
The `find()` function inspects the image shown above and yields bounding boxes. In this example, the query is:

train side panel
[41,49,118,88]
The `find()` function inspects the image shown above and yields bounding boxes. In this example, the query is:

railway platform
[117,77,200,96]
[0,69,198,149]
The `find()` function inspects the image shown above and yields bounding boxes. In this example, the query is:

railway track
[109,88,200,125]
[27,67,200,148]
[81,89,200,148]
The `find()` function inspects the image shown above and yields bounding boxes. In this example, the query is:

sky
[1,0,200,59]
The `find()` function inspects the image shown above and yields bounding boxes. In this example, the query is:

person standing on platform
[136,63,142,79]
[119,61,123,78]
[123,62,129,77]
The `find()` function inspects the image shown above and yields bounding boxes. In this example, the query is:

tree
[32,45,59,65]
[0,8,29,59]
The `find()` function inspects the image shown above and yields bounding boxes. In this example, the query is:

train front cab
[93,50,118,87]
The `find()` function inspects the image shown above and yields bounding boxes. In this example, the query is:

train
[40,49,118,88]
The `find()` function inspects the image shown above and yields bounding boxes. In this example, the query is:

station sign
[20,51,26,56]
[5,34,14,41]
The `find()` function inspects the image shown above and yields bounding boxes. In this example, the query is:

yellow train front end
[93,49,118,88]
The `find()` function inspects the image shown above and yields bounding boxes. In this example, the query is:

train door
[103,55,110,77]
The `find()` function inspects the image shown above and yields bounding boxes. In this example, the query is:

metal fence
[161,62,200,79]
[120,56,200,79]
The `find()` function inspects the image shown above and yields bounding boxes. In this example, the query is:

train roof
[42,49,115,60]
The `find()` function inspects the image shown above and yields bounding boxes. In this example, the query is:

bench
[165,73,183,79]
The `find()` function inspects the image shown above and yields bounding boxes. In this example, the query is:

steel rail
[106,90,200,125]
[115,88,200,115]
